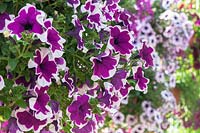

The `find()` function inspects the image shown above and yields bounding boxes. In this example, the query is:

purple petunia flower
[29,86,53,120]
[7,4,45,39]
[133,66,149,93]
[139,42,154,68]
[67,0,81,13]
[68,15,85,50]
[38,18,65,58]
[0,12,13,33]
[62,67,77,97]
[15,108,47,132]
[67,94,92,126]
[49,101,63,133]
[55,57,66,71]
[28,48,58,87]
[135,0,154,19]
[81,0,107,32]
[111,70,127,90]
[97,89,112,108]
[72,120,96,133]
[90,50,119,81]
[108,26,134,55]
[7,117,22,133]
[119,83,133,98]
[0,75,5,90]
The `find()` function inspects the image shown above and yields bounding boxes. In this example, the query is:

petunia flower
[81,0,107,32]
[121,96,128,104]
[115,128,124,133]
[126,114,137,127]
[55,57,66,71]
[162,0,173,9]
[90,50,119,81]
[62,67,76,97]
[155,71,165,83]
[119,83,133,99]
[133,66,149,93]
[67,0,81,13]
[15,108,47,132]
[29,86,53,120]
[161,90,174,102]
[131,124,145,133]
[48,100,63,133]
[7,4,45,39]
[67,94,92,126]
[112,112,125,125]
[108,26,134,55]
[38,18,65,58]
[72,120,96,133]
[142,101,152,111]
[111,70,127,90]
[81,0,96,13]
[163,25,175,38]
[169,75,176,88]
[68,15,85,50]
[135,0,154,19]
[0,75,5,90]
[0,12,13,33]
[7,117,22,133]
[97,89,112,108]
[154,110,163,124]
[139,112,148,124]
[139,42,154,68]
[28,48,58,87]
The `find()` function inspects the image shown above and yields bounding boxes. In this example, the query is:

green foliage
[176,53,200,113]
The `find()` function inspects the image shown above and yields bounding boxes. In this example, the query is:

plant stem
[0,57,8,61]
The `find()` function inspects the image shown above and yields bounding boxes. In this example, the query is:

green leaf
[16,99,27,108]
[90,98,99,105]
[8,58,19,71]
[0,96,8,103]
[0,3,7,13]
[1,43,9,56]
[93,107,102,115]
[5,78,14,88]
[0,107,11,120]
[22,52,33,58]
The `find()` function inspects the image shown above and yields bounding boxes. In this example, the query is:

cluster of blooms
[100,90,177,133]
[133,1,194,89]
[0,0,194,132]
[0,4,65,133]
[0,0,157,132]
[99,0,195,132]
[65,0,157,132]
